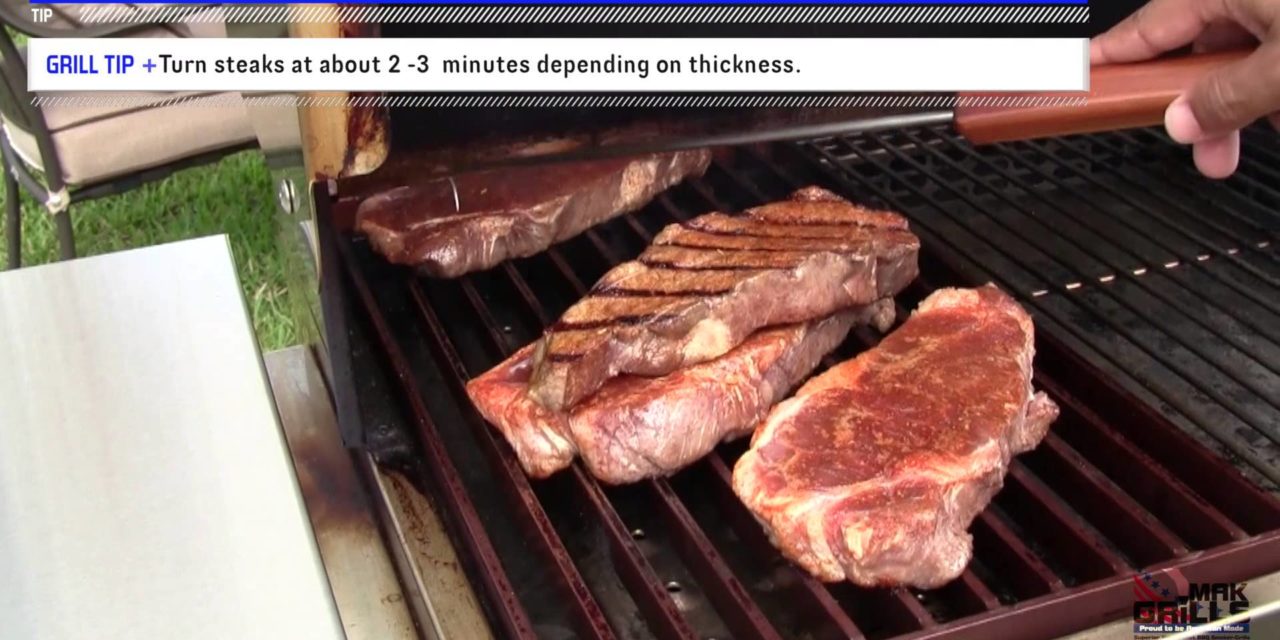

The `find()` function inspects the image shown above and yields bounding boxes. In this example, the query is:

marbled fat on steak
[466,302,895,484]
[528,186,920,411]
[356,149,711,278]
[733,285,1059,589]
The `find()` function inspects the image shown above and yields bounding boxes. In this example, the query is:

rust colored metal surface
[339,240,538,640]
[264,346,420,640]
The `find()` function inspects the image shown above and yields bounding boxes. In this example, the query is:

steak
[355,149,711,278]
[528,187,920,411]
[467,301,895,483]
[733,285,1059,589]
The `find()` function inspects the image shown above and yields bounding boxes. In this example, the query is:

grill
[319,124,1280,640]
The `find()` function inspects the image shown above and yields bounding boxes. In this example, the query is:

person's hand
[1091,0,1280,179]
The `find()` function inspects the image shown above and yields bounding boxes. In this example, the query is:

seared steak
[528,187,920,411]
[733,285,1059,589]
[356,149,711,278]
[467,302,894,483]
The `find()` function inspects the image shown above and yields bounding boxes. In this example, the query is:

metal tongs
[519,49,1253,160]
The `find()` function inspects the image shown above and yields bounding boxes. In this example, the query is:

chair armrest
[0,27,65,194]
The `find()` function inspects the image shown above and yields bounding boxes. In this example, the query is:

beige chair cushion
[5,91,257,186]
[2,6,258,186]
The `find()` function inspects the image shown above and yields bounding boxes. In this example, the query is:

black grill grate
[330,124,1280,640]
[791,125,1280,488]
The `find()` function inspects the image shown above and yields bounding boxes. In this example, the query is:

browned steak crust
[527,187,920,411]
[733,285,1059,589]
[466,302,895,483]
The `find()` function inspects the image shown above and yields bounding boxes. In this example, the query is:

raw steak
[356,149,711,278]
[467,302,894,483]
[733,285,1059,589]
[528,187,920,411]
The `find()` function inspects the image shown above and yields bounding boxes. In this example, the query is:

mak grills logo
[1133,568,1251,639]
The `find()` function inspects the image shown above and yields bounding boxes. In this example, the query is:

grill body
[312,125,1280,639]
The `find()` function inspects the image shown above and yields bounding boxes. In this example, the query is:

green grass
[0,151,297,350]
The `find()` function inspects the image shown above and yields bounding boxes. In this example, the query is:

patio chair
[0,4,259,268]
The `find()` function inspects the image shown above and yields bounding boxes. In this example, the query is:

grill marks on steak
[527,187,920,411]
[733,285,1060,589]
[355,149,711,278]
[466,302,895,483]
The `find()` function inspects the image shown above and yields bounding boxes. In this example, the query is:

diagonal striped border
[31,94,1090,109]
[76,4,1090,25]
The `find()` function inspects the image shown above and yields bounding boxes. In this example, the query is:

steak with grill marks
[355,149,711,278]
[527,186,920,411]
[467,302,894,483]
[733,285,1059,589]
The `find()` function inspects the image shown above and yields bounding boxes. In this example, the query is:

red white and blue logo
[1133,568,1250,639]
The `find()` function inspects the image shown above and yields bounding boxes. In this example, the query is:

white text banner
[28,37,1089,93]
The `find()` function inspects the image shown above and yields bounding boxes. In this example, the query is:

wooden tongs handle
[954,49,1252,145]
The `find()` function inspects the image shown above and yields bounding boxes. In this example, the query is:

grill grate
[791,125,1280,488]
[329,125,1280,640]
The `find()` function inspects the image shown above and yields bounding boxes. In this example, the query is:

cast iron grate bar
[1001,464,1131,580]
[526,235,798,639]
[857,130,1280,433]
[336,241,539,640]
[891,129,1280,446]
[1128,128,1280,220]
[402,279,618,639]
[411,278,699,640]
[911,131,1280,476]
[1001,135,1280,357]
[460,268,773,639]
[1066,133,1280,306]
[648,479,786,640]
[1111,131,1280,250]
[1243,126,1280,172]
[1029,434,1189,564]
[1087,131,1279,250]
[789,134,1280,486]
[947,572,1001,613]
[1221,133,1280,190]
[1023,136,1280,281]
[929,129,1280,342]
[970,510,1064,597]
[590,190,868,639]
[1030,373,1247,547]
[701,453,870,640]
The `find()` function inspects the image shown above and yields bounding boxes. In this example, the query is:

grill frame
[319,126,1280,640]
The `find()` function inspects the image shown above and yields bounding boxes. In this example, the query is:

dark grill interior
[329,125,1280,640]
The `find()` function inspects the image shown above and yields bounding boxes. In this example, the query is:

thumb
[1180,44,1280,139]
